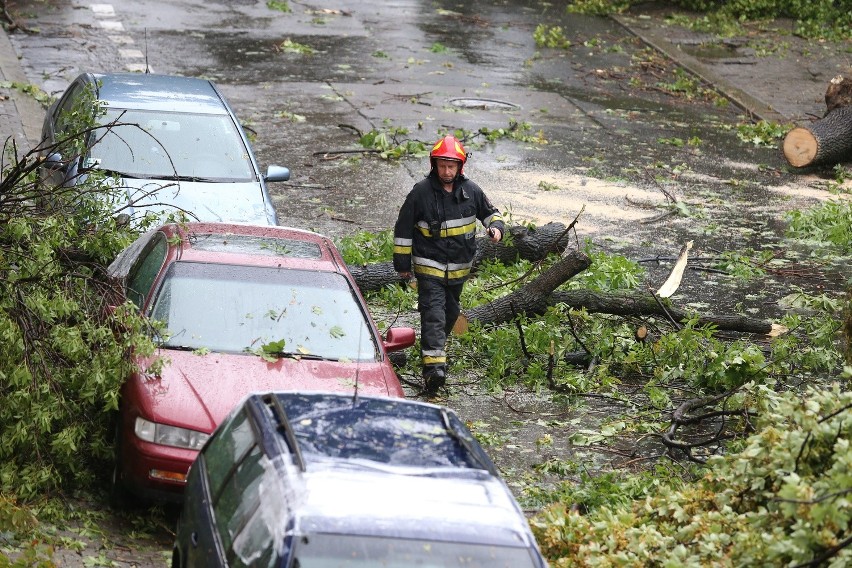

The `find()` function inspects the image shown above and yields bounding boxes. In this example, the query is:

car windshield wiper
[101,170,221,182]
[440,409,501,476]
[159,344,201,352]
[265,351,332,361]
[90,167,149,180]
[158,175,221,183]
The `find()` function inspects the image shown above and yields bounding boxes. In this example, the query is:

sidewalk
[614,11,851,124]
[0,24,43,150]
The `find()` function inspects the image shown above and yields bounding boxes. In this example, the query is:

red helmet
[430,135,467,171]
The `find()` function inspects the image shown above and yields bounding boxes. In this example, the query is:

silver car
[39,72,289,225]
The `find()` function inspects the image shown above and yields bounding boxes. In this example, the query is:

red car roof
[163,222,346,272]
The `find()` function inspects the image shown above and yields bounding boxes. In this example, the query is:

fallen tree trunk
[782,75,852,168]
[549,289,776,334]
[348,222,571,292]
[351,223,778,336]
[472,221,573,265]
[455,251,592,333]
[461,274,776,335]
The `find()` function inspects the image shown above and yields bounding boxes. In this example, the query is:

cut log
[347,222,571,292]
[782,105,852,168]
[454,251,592,333]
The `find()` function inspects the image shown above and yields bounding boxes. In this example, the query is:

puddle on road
[681,42,742,60]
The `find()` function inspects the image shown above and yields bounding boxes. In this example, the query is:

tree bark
[825,75,852,114]
[461,280,775,335]
[549,289,775,334]
[347,222,571,292]
[455,251,592,332]
[347,261,402,293]
[472,221,573,265]
[783,76,852,168]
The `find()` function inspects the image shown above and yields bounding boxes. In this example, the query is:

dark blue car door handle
[191,532,199,547]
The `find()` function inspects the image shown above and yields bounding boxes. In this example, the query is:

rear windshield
[279,394,485,469]
[189,234,322,259]
[290,533,540,567]
[148,262,377,360]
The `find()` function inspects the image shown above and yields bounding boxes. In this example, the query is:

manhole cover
[449,98,520,110]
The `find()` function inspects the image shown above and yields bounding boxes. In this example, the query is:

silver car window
[87,109,255,181]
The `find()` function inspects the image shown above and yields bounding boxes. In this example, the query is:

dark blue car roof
[262,392,499,472]
[88,72,229,114]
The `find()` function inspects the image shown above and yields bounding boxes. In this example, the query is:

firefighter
[393,135,504,393]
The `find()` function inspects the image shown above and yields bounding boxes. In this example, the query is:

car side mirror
[42,152,68,172]
[264,165,290,182]
[383,327,416,352]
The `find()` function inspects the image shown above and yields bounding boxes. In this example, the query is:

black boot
[423,366,446,393]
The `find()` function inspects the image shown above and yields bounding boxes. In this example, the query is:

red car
[106,222,415,503]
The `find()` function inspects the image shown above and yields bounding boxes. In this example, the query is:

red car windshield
[148,261,379,360]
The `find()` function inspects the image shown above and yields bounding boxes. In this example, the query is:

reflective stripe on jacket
[393,171,504,284]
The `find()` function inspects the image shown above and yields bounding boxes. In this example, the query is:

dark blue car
[172,391,547,567]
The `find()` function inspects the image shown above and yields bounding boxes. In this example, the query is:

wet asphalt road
[13,0,838,246]
[3,1,850,564]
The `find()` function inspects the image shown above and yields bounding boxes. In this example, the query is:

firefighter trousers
[417,277,464,374]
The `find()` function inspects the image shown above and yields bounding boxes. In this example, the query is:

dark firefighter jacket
[393,171,504,284]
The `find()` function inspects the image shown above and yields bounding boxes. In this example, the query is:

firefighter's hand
[487,227,502,242]
[398,271,413,280]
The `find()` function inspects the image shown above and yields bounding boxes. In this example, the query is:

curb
[611,15,790,124]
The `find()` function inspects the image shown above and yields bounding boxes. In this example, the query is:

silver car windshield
[291,534,540,567]
[87,109,255,181]
[148,262,378,360]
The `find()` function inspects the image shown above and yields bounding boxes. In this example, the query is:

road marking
[119,49,144,59]
[99,20,125,32]
[108,35,134,45]
[89,4,154,73]
[89,4,115,17]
